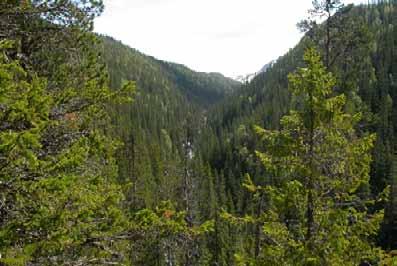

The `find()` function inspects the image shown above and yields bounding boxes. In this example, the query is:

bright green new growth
[0,38,213,265]
[230,48,383,265]
[0,39,134,265]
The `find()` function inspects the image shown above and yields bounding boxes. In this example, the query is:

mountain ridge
[100,35,240,107]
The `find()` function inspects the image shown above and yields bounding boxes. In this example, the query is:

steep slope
[99,35,240,209]
[101,36,239,107]
[202,2,397,216]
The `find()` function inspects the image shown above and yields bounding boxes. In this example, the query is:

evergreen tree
[0,39,134,264]
[226,48,382,265]
[299,0,344,68]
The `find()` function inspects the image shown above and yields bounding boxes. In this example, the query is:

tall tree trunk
[306,87,315,241]
[325,0,331,69]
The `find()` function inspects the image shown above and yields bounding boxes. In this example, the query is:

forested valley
[2,0,397,265]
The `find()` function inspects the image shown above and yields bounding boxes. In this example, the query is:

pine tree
[298,0,344,68]
[0,39,135,264]
[0,1,138,263]
[226,48,382,265]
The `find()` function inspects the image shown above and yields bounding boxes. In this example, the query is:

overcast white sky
[95,0,365,78]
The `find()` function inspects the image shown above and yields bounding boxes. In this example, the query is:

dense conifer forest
[2,0,397,265]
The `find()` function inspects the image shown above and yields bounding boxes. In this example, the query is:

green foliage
[201,2,397,257]
[0,1,137,264]
[128,201,214,265]
[224,48,382,265]
[0,37,135,264]
[101,36,239,213]
[3,0,397,264]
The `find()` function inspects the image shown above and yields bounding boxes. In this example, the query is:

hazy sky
[95,0,365,78]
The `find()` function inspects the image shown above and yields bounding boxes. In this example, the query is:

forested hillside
[2,0,397,265]
[102,36,239,107]
[99,36,239,212]
[199,0,397,261]
[0,1,227,264]
[198,0,397,263]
